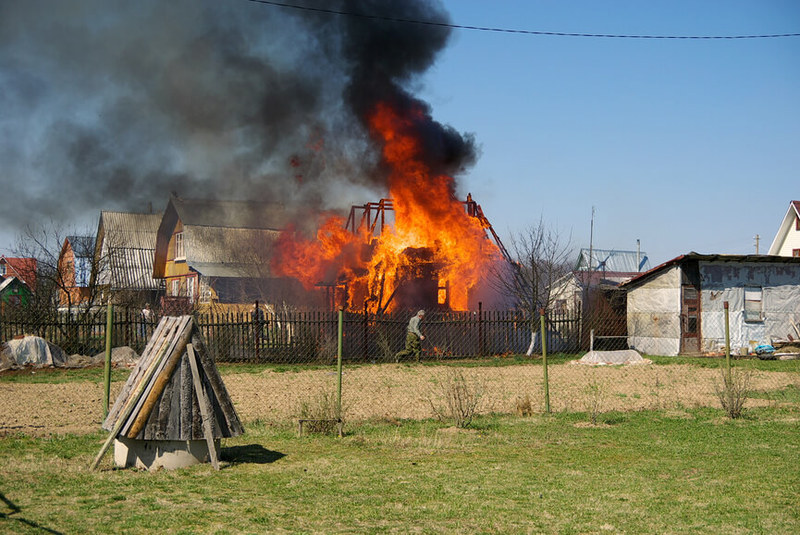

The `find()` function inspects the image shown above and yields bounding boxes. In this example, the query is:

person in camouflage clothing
[395,310,426,362]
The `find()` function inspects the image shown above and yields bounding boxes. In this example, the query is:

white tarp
[1,336,67,367]
[572,349,652,366]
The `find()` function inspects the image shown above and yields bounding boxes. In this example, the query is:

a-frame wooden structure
[92,316,243,470]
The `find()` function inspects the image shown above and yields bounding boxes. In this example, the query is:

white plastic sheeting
[572,349,651,366]
[1,336,67,367]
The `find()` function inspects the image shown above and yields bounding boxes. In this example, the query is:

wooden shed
[100,316,243,470]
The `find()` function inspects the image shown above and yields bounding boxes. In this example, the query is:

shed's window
[744,287,763,322]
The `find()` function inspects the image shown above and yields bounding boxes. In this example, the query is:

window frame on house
[0,263,5,276]
[174,231,185,261]
[187,276,195,302]
[743,286,764,323]
[171,279,180,297]
[793,249,800,257]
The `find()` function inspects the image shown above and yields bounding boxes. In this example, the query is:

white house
[620,253,800,356]
[768,200,800,257]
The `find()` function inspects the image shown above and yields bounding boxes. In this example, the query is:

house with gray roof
[153,194,309,308]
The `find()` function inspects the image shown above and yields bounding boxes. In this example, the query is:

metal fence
[1,302,799,435]
[0,306,582,362]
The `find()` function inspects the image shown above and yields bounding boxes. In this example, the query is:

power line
[246,0,800,40]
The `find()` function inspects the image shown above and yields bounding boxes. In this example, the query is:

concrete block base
[114,437,220,470]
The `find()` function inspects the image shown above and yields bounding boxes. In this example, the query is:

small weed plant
[515,394,533,417]
[583,375,605,425]
[715,367,752,419]
[298,387,342,435]
[428,369,483,428]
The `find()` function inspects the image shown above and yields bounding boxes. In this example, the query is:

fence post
[337,308,343,424]
[363,300,368,360]
[478,301,484,356]
[724,301,731,382]
[539,307,550,414]
[103,302,113,419]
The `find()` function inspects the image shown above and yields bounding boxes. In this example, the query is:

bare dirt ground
[1,362,798,436]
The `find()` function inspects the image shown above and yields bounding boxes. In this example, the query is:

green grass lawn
[1,407,798,534]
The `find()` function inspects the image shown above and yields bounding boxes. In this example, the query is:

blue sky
[1,0,798,267]
[427,0,799,265]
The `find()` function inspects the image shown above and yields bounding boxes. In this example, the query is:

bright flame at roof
[272,101,501,312]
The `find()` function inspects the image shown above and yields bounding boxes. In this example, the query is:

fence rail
[0,307,582,362]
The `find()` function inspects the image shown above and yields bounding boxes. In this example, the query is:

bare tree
[490,218,573,355]
[11,221,108,352]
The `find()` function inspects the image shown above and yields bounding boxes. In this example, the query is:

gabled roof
[154,195,290,279]
[767,200,800,255]
[0,276,21,293]
[620,252,800,289]
[97,211,161,250]
[0,256,37,288]
[575,248,650,273]
[170,196,289,230]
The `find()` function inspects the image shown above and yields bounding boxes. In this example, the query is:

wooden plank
[105,316,180,433]
[187,344,220,470]
[179,352,193,441]
[125,316,194,438]
[89,317,190,471]
[120,316,186,437]
[191,332,244,436]
[164,364,183,440]
[102,316,177,430]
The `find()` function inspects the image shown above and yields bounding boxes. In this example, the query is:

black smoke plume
[0,0,477,236]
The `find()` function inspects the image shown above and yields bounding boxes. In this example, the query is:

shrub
[428,369,483,428]
[714,367,752,419]
[298,388,342,435]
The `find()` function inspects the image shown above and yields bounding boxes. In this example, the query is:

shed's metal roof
[620,252,800,289]
[95,212,162,290]
[99,211,161,250]
[576,248,650,273]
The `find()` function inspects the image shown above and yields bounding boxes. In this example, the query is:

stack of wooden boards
[91,315,243,470]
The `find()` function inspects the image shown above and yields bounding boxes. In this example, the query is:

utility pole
[754,234,760,255]
[588,206,595,271]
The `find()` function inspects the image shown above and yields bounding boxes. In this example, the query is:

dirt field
[1,362,798,436]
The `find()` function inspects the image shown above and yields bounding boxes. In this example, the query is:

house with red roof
[0,256,37,290]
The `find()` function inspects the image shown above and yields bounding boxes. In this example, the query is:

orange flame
[272,101,500,312]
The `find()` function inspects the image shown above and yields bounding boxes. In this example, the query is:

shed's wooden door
[680,284,701,354]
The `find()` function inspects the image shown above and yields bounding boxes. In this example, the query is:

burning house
[5,0,506,312]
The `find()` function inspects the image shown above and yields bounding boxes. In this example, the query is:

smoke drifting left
[0,0,476,237]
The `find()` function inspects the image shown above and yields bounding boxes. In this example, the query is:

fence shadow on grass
[0,492,63,535]
[220,445,286,465]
